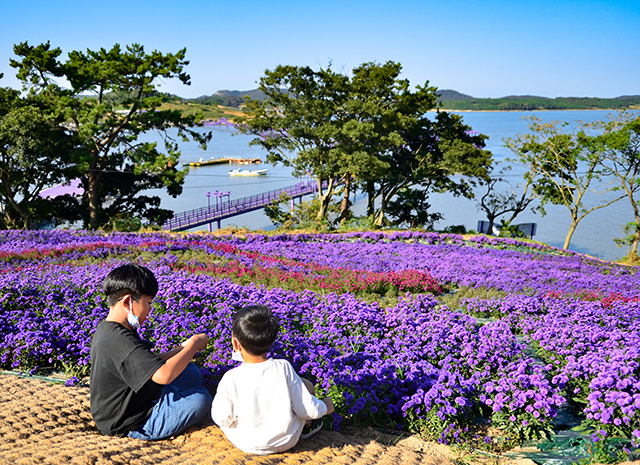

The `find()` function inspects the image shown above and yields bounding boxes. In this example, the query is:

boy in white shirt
[211,305,334,455]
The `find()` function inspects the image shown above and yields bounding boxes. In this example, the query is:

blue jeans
[128,363,212,440]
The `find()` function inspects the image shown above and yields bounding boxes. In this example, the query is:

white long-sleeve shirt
[211,358,328,454]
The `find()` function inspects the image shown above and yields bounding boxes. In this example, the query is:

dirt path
[0,374,459,465]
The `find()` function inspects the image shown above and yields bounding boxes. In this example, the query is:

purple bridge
[162,180,318,231]
[202,118,237,129]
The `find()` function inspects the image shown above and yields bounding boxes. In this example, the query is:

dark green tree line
[440,96,640,111]
[240,61,493,228]
[7,41,210,229]
[0,81,76,228]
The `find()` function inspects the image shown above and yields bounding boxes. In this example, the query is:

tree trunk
[0,178,33,228]
[366,181,375,216]
[563,220,579,250]
[87,165,100,230]
[631,227,640,258]
[631,202,640,258]
[487,216,495,236]
[316,193,331,221]
[338,176,352,226]
[315,178,334,222]
[4,195,30,229]
[373,195,388,227]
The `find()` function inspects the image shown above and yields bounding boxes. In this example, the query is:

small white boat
[228,169,268,177]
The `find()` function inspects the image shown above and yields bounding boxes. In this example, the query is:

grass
[158,101,244,120]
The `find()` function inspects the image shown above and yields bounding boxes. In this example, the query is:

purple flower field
[1,229,638,450]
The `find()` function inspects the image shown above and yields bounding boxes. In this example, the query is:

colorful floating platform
[185,157,262,167]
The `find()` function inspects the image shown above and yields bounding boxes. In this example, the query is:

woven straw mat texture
[0,374,457,465]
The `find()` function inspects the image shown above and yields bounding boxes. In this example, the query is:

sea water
[145,110,639,261]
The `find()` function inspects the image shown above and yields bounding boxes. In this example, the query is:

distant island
[188,89,267,108]
[163,89,640,113]
[435,89,640,111]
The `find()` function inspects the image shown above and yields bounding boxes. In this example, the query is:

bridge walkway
[162,180,318,231]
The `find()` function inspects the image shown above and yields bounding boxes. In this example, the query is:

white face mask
[231,336,244,362]
[127,311,140,330]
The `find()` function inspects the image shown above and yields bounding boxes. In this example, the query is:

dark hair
[232,305,279,356]
[103,263,158,307]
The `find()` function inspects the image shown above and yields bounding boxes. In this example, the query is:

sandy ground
[5,373,640,465]
[0,374,459,465]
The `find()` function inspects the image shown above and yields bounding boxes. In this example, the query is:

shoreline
[431,107,640,112]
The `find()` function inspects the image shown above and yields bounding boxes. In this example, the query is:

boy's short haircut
[232,305,279,356]
[103,263,159,307]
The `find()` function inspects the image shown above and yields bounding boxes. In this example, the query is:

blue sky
[1,0,638,99]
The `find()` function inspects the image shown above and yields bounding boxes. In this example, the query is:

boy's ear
[120,294,133,312]
[232,336,241,352]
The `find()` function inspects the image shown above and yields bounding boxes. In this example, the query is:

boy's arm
[151,333,208,385]
[323,396,335,415]
[156,347,182,360]
[290,373,330,420]
[211,378,236,428]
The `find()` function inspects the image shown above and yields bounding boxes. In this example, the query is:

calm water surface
[148,110,640,261]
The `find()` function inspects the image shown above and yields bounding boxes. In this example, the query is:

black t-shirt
[90,321,166,436]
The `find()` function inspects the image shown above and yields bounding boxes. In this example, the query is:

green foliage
[387,188,443,229]
[158,99,232,120]
[497,221,526,238]
[190,89,265,108]
[505,116,625,249]
[9,41,212,229]
[442,224,468,234]
[102,213,144,232]
[404,406,458,442]
[263,193,294,228]
[614,222,639,248]
[445,286,508,314]
[490,406,551,442]
[240,61,492,225]
[439,95,640,111]
[337,215,378,232]
[595,112,640,257]
[238,63,355,221]
[265,193,340,231]
[0,86,77,228]
[367,105,493,227]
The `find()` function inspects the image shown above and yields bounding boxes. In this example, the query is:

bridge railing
[162,180,318,231]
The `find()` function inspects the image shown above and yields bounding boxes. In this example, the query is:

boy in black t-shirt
[90,263,212,439]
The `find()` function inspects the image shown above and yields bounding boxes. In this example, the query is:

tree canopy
[591,111,640,258]
[240,61,492,227]
[0,86,76,228]
[475,165,538,235]
[9,41,210,229]
[506,117,625,250]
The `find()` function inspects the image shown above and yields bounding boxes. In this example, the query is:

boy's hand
[181,333,209,351]
[322,397,335,415]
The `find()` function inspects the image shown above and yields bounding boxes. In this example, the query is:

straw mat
[0,374,456,465]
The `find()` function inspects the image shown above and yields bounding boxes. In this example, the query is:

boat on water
[228,169,268,177]
[186,157,228,167]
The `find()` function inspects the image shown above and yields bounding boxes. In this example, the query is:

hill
[184,88,640,111]
[190,89,266,107]
[434,89,474,101]
[435,89,640,111]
